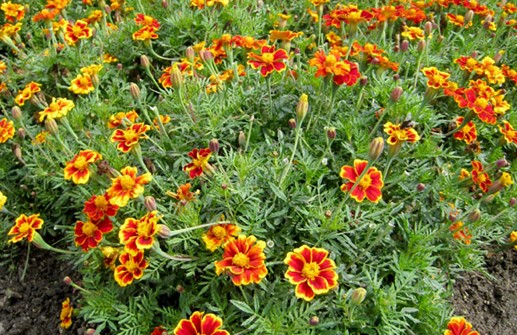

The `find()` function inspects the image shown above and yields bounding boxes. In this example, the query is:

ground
[1,246,516,334]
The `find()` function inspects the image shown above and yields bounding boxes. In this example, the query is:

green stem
[279,124,302,185]
[21,243,30,281]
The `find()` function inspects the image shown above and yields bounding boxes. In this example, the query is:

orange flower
[63,149,103,184]
[384,121,420,146]
[446,13,472,28]
[134,13,160,29]
[401,26,425,40]
[0,118,15,143]
[132,26,159,41]
[166,183,199,203]
[14,81,42,106]
[110,123,151,153]
[106,166,152,207]
[151,326,167,335]
[183,148,212,178]
[444,316,479,335]
[309,49,361,86]
[247,45,288,77]
[38,97,75,122]
[69,74,94,94]
[59,298,73,329]
[232,35,266,50]
[107,110,139,128]
[173,311,230,335]
[83,193,119,221]
[74,217,113,252]
[269,30,304,42]
[284,245,338,301]
[214,235,268,286]
[102,53,119,63]
[454,56,478,73]
[323,4,373,28]
[339,159,383,203]
[119,211,160,254]
[33,8,60,22]
[471,161,492,193]
[65,20,93,45]
[8,214,44,243]
[453,116,477,144]
[421,67,451,89]
[114,251,148,287]
[1,2,25,22]
[498,120,517,144]
[448,221,472,245]
[202,223,241,252]
[101,246,120,270]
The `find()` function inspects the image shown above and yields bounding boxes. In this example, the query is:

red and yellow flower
[448,221,472,245]
[284,245,338,301]
[471,161,492,193]
[401,26,425,40]
[1,2,25,22]
[167,183,199,204]
[106,166,152,207]
[63,149,103,184]
[134,13,160,29]
[101,246,120,270]
[215,235,268,286]
[309,49,361,86]
[384,122,420,148]
[59,297,73,329]
[8,214,44,243]
[38,97,75,122]
[74,217,113,252]
[202,223,241,252]
[83,193,119,221]
[110,123,151,153]
[340,159,383,203]
[114,251,148,287]
[173,311,229,335]
[183,148,212,179]
[499,120,517,144]
[0,191,6,211]
[0,118,15,143]
[119,211,160,254]
[453,116,477,144]
[132,26,159,41]
[421,67,451,89]
[444,316,480,335]
[65,20,93,45]
[69,74,94,95]
[446,14,472,28]
[108,110,139,128]
[247,45,288,77]
[14,81,41,106]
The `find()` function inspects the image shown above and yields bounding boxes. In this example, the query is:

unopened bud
[488,172,513,194]
[509,198,516,207]
[324,210,332,218]
[129,82,141,101]
[368,137,384,161]
[448,212,458,222]
[157,224,173,238]
[417,183,426,192]
[161,0,168,8]
[296,94,308,123]
[200,49,214,62]
[309,316,319,326]
[483,15,493,30]
[467,209,481,223]
[288,118,297,129]
[390,86,403,102]
[360,76,368,86]
[496,158,509,168]
[186,46,195,62]
[176,285,185,293]
[417,40,426,52]
[171,65,183,88]
[494,50,504,63]
[209,138,220,154]
[393,74,400,81]
[221,183,228,190]
[17,128,25,140]
[483,193,497,203]
[117,63,123,71]
[401,40,409,52]
[464,10,474,26]
[238,131,246,148]
[11,106,22,120]
[350,287,367,305]
[144,196,157,211]
[370,57,380,65]
[437,35,444,44]
[12,143,22,162]
[63,276,72,285]
[326,127,336,140]
[45,118,59,135]
[470,51,478,58]
[424,21,433,37]
[140,55,151,69]
[85,329,96,335]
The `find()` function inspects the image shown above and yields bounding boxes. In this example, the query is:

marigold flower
[119,211,160,254]
[190,0,229,9]
[247,45,288,77]
[14,81,42,106]
[309,49,361,86]
[384,121,420,147]
[202,223,241,252]
[65,20,93,45]
[446,13,472,28]
[59,297,73,329]
[107,110,139,129]
[166,182,199,203]
[64,149,103,184]
[471,161,492,193]
[510,231,517,250]
[32,131,49,145]
[110,122,151,153]
[74,217,113,252]
[453,116,477,144]
[114,251,148,287]
[135,13,160,29]
[8,213,44,243]
[33,8,60,22]
[183,148,212,178]
[1,2,25,22]
[83,193,119,221]
[101,246,120,270]
[421,67,451,89]
[102,53,118,63]
[107,166,152,207]
[401,26,425,40]
[132,26,159,41]
[38,97,75,122]
[284,245,338,301]
[69,74,94,94]
[454,56,478,73]
[0,118,15,143]
[173,311,230,335]
[498,120,517,144]
[488,172,513,194]
[153,115,171,128]
[0,191,6,211]
[448,222,472,245]
[151,326,167,335]
[444,316,479,335]
[339,159,383,203]
[323,4,373,29]
[269,30,304,42]
[215,235,268,286]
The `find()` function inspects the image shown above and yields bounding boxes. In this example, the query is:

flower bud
[400,40,409,52]
[368,137,384,161]
[417,183,426,192]
[200,49,214,62]
[483,193,497,203]
[12,143,23,162]
[296,94,308,123]
[417,40,426,52]
[350,287,367,305]
[144,196,157,211]
[17,128,25,140]
[494,50,504,63]
[360,76,368,86]
[176,284,185,293]
[45,118,59,135]
[162,0,168,8]
[63,276,72,285]
[324,210,332,218]
[390,86,403,102]
[221,183,228,190]
[464,10,474,26]
[309,316,319,326]
[467,209,481,223]
[509,198,516,207]
[140,55,151,69]
[157,224,173,238]
[129,82,141,101]
[496,158,509,168]
[117,63,123,71]
[171,65,183,89]
[186,46,195,62]
[483,15,493,30]
[393,74,400,81]
[288,118,297,129]
[11,106,22,120]
[209,138,220,154]
[424,21,433,37]
[326,127,336,140]
[85,329,96,335]
[488,172,513,194]
[238,131,246,148]
[448,212,458,223]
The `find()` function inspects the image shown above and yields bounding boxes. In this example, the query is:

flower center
[262,53,274,64]
[302,262,320,280]
[82,221,97,236]
[94,195,108,211]
[120,175,135,190]
[212,226,227,239]
[72,26,83,36]
[325,55,337,69]
[18,222,30,234]
[232,252,250,267]
[358,173,372,189]
[73,156,88,170]
[125,259,138,273]
[137,221,155,237]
